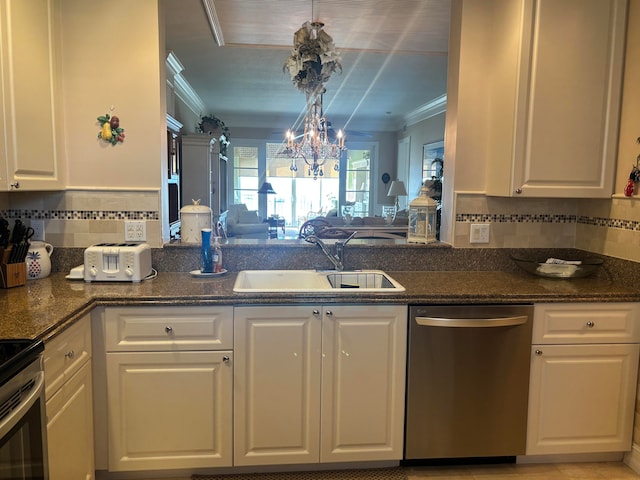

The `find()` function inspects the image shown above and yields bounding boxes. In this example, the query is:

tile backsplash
[0,190,162,247]
[2,190,640,263]
[454,193,640,263]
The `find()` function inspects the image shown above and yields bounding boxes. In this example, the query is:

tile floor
[404,462,640,479]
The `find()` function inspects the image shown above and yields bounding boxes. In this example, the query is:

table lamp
[258,182,277,216]
[387,180,407,213]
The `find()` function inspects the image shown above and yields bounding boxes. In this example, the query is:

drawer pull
[165,326,173,334]
[586,321,595,328]
[313,309,320,316]
[325,310,333,317]
[535,349,543,356]
[223,355,230,363]
[65,350,75,359]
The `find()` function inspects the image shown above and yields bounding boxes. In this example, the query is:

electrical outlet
[470,223,490,244]
[124,220,147,242]
[29,219,45,241]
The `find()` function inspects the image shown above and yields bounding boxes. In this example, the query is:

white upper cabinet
[485,0,626,198]
[0,0,64,191]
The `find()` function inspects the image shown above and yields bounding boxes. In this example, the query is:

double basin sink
[233,269,405,294]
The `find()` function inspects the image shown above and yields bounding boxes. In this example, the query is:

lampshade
[387,180,407,197]
[258,182,276,194]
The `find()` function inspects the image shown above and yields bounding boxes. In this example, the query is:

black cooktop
[0,339,44,387]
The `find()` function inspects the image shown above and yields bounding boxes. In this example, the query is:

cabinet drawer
[105,306,233,352]
[533,303,640,344]
[44,315,92,400]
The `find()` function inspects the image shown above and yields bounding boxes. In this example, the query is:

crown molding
[165,51,184,78]
[202,0,225,46]
[403,94,447,127]
[166,113,183,132]
[174,74,206,117]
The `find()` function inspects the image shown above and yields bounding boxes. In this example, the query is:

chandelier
[284,93,344,179]
[282,14,346,180]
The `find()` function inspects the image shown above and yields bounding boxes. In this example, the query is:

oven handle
[0,371,45,440]
[415,315,528,328]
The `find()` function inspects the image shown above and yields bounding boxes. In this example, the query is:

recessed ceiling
[162,0,450,133]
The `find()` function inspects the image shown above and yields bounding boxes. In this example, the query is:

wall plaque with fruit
[97,112,125,145]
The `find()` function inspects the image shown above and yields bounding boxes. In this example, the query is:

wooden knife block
[1,262,26,288]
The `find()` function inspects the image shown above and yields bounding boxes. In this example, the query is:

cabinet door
[0,0,63,190]
[46,360,94,480]
[44,316,92,400]
[486,0,626,197]
[234,306,321,466]
[526,343,639,455]
[320,305,407,462]
[106,350,232,471]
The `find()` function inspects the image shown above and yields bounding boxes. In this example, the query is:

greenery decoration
[197,114,230,156]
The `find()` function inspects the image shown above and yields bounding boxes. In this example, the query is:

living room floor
[404,462,640,479]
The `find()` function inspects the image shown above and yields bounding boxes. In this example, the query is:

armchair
[221,204,269,239]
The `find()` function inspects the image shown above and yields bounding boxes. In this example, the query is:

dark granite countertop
[2,270,639,343]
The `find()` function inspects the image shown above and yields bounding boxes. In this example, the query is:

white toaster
[84,243,152,282]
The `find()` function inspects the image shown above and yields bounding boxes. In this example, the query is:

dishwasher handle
[415,315,528,328]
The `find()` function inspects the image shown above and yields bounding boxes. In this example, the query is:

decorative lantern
[408,186,438,243]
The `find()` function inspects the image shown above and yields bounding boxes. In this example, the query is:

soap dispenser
[212,236,223,273]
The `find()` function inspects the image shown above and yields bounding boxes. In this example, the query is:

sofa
[220,204,269,239]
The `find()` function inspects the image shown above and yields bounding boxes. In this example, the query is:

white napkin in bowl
[536,258,582,277]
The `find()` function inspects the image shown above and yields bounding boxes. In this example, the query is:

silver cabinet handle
[165,326,173,334]
[586,321,595,328]
[65,350,75,359]
[325,310,333,317]
[515,187,522,194]
[312,309,320,316]
[223,355,230,363]
[535,349,543,356]
[416,315,528,328]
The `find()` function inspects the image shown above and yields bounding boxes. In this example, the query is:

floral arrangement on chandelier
[283,21,342,94]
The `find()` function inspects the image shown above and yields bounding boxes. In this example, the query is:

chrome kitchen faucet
[305,231,357,271]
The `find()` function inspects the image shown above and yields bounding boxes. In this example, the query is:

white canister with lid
[180,200,212,244]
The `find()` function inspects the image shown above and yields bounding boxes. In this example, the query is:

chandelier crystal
[284,93,345,179]
[281,13,345,180]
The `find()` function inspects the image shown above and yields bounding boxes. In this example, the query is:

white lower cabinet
[103,306,233,472]
[45,316,94,480]
[233,304,407,466]
[526,303,640,455]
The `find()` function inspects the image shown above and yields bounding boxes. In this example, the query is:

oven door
[0,357,48,480]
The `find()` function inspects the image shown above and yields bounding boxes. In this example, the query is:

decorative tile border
[457,213,577,223]
[456,213,640,231]
[0,209,159,221]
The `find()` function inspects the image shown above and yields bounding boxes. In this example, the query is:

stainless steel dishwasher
[404,304,534,461]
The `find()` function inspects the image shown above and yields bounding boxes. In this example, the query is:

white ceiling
[162,0,450,133]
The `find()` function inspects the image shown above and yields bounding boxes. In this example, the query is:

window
[265,143,339,226]
[232,146,259,210]
[343,149,371,218]
[230,142,375,227]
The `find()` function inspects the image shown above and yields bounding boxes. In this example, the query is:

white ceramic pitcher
[26,241,54,279]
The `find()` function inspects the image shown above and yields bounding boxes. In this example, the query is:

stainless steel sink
[233,269,405,293]
[326,271,399,289]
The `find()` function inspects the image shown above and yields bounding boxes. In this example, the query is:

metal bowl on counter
[510,253,604,279]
